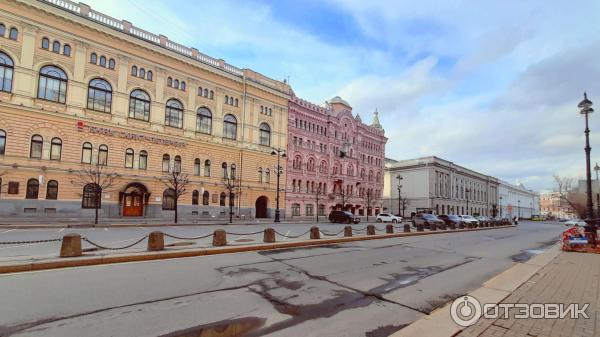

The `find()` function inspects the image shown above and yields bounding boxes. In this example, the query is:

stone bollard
[404,223,411,232]
[386,224,394,234]
[213,229,227,246]
[344,226,353,237]
[263,228,276,243]
[60,233,82,257]
[367,225,376,235]
[430,222,437,231]
[147,231,164,251]
[310,226,320,239]
[416,223,424,232]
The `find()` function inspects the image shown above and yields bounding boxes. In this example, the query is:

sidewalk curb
[0,225,516,274]
[390,242,562,337]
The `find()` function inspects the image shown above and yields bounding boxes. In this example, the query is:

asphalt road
[0,221,565,337]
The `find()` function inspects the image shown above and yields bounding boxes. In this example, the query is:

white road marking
[104,228,108,231]
[1,229,16,235]
[58,228,66,233]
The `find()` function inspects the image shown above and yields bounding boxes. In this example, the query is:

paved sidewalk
[457,251,600,337]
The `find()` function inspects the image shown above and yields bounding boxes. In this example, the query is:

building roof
[328,96,352,107]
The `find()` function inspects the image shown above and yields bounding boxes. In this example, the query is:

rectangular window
[8,181,18,194]
[306,204,314,216]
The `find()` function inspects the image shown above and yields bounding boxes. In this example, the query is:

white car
[376,213,402,223]
[565,219,587,227]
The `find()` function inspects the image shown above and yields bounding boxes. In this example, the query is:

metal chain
[0,238,62,245]
[274,229,311,239]
[163,232,213,240]
[224,230,265,236]
[352,227,368,232]
[82,236,147,250]
[320,229,344,237]
[374,227,386,232]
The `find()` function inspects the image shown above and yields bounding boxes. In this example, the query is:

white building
[383,157,500,217]
[497,180,539,219]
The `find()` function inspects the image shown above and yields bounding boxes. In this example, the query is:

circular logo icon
[450,295,482,327]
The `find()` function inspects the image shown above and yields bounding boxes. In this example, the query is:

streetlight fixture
[396,174,403,217]
[518,199,521,219]
[465,188,471,215]
[271,148,286,223]
[578,92,595,219]
[595,162,600,218]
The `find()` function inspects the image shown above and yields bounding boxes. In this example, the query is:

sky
[84,0,600,191]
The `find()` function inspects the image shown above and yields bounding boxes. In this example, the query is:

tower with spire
[371,109,383,131]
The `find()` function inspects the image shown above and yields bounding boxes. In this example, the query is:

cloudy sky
[85,0,600,191]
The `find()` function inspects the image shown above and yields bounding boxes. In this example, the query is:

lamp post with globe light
[271,148,286,223]
[578,93,597,247]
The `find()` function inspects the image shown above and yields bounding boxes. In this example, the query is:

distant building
[498,180,539,219]
[540,191,575,219]
[383,157,499,217]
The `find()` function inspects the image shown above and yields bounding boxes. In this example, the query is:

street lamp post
[518,199,521,218]
[271,148,286,223]
[396,174,403,217]
[499,196,503,218]
[595,163,600,218]
[578,93,595,219]
[465,188,471,215]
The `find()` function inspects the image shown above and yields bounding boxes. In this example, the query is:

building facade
[498,180,540,219]
[0,0,290,219]
[285,95,387,218]
[383,157,500,217]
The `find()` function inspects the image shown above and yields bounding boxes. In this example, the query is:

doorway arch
[122,182,148,217]
[255,196,268,218]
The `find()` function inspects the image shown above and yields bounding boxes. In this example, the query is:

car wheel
[392,219,397,223]
[377,219,383,223]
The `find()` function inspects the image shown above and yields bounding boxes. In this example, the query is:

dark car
[328,211,360,224]
[438,214,463,229]
[413,213,444,229]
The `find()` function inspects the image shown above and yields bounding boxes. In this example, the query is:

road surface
[0,221,565,337]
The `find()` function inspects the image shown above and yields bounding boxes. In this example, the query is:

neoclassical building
[285,94,387,218]
[0,0,290,219]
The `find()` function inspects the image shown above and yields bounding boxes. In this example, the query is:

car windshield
[448,215,460,220]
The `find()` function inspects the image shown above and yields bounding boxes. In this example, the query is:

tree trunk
[174,198,178,224]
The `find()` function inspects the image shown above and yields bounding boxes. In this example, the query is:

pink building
[285,94,387,218]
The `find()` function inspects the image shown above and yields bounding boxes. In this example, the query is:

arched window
[0,129,5,155]
[146,70,152,81]
[131,65,137,76]
[38,65,67,103]
[230,164,236,180]
[0,52,14,93]
[162,189,176,210]
[162,154,170,172]
[108,58,115,70]
[30,134,43,159]
[167,77,172,87]
[258,167,264,182]
[265,169,270,183]
[181,81,186,91]
[90,52,97,64]
[0,24,5,37]
[41,37,49,49]
[293,156,302,170]
[63,44,71,56]
[8,27,18,41]
[204,88,209,97]
[196,107,212,134]
[320,161,327,174]
[173,79,179,89]
[174,155,182,173]
[81,142,92,163]
[221,162,228,178]
[50,137,62,160]
[26,178,39,199]
[225,95,228,104]
[209,90,214,99]
[198,87,203,96]
[165,99,183,128]
[234,98,238,107]
[203,191,209,205]
[229,97,234,105]
[139,68,145,78]
[98,144,108,165]
[82,183,101,208]
[219,192,226,206]
[223,114,237,140]
[192,190,199,205]
[259,123,271,146]
[129,89,150,121]
[99,56,106,67]
[204,160,211,177]
[139,150,148,170]
[87,78,112,113]
[52,40,60,53]
[194,158,201,175]
[308,158,315,172]
[46,180,58,200]
[124,148,134,168]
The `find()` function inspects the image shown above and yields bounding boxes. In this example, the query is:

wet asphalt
[0,221,566,337]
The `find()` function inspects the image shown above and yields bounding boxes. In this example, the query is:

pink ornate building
[285,94,387,218]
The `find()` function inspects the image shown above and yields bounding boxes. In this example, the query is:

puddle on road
[511,239,558,262]
[159,317,265,337]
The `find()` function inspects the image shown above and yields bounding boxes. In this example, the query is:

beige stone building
[0,0,290,219]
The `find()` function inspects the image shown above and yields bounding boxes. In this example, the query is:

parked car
[460,215,480,227]
[565,219,587,227]
[328,211,361,224]
[438,214,463,228]
[413,213,444,229]
[376,213,402,223]
[476,216,490,226]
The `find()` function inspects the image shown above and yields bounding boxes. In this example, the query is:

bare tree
[0,171,6,200]
[335,185,348,211]
[553,175,585,218]
[313,185,323,223]
[364,190,374,221]
[222,172,239,224]
[399,198,409,218]
[160,168,190,224]
[71,164,118,225]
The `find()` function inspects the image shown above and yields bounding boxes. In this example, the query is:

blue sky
[86,0,600,191]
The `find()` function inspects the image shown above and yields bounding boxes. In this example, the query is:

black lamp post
[465,188,471,215]
[499,196,503,218]
[594,162,600,218]
[578,93,595,219]
[518,199,521,218]
[271,148,286,223]
[396,174,403,217]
